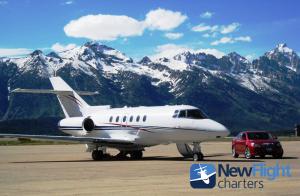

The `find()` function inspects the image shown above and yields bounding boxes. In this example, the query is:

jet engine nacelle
[58,117,95,135]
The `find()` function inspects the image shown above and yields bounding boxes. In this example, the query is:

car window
[247,132,272,140]
[241,133,246,140]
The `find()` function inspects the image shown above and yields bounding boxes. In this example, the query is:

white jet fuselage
[59,105,229,146]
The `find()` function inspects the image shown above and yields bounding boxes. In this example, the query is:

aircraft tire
[92,150,104,161]
[130,150,143,160]
[193,152,204,161]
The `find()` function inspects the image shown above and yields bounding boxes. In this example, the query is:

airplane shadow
[11,153,266,163]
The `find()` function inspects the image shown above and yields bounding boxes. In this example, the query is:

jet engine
[82,117,95,132]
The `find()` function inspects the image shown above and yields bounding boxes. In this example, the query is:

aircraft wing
[0,134,135,146]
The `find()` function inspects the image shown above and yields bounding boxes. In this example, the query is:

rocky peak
[138,56,152,64]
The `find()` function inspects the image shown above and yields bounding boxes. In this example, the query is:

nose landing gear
[176,142,204,161]
[192,142,204,161]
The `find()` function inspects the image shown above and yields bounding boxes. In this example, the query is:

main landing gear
[115,150,143,160]
[91,148,143,161]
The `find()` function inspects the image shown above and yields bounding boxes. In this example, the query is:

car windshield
[247,132,272,140]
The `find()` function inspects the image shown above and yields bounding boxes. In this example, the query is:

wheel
[232,146,239,158]
[272,153,283,159]
[193,152,204,161]
[130,150,143,160]
[244,147,253,159]
[92,150,104,161]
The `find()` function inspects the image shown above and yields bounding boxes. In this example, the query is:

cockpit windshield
[174,109,206,119]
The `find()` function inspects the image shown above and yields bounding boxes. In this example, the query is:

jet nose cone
[215,122,230,136]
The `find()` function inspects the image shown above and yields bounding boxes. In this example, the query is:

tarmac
[0,141,299,196]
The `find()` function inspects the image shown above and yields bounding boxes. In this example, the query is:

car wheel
[232,146,239,158]
[245,147,253,159]
[272,153,283,159]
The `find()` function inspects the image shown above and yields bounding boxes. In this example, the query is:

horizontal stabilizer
[11,88,99,96]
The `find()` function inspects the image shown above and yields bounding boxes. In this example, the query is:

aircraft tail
[12,77,99,118]
[49,77,89,117]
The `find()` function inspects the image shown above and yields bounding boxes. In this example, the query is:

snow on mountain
[265,43,300,72]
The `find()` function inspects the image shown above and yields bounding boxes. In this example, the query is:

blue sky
[0,0,299,60]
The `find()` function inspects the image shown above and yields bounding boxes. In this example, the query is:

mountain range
[0,42,300,133]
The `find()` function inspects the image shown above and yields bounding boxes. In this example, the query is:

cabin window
[116,116,119,122]
[136,115,140,122]
[109,116,113,122]
[143,115,147,122]
[123,116,127,122]
[129,116,133,122]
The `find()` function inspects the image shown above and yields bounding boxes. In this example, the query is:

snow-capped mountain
[1,42,300,132]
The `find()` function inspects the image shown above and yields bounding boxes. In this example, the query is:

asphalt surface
[0,141,299,196]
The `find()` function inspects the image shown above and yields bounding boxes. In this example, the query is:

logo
[190,164,216,189]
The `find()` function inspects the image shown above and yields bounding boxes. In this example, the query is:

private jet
[0,77,229,161]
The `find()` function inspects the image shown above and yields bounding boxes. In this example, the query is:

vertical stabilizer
[49,77,89,117]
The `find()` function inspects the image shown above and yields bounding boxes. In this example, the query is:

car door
[239,133,247,153]
[235,133,245,153]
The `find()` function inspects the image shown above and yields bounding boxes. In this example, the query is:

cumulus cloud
[51,43,77,52]
[151,44,225,59]
[211,36,252,45]
[0,48,32,57]
[220,22,240,34]
[64,8,187,41]
[144,8,187,31]
[164,32,183,40]
[191,23,218,32]
[200,11,214,19]
[64,14,144,41]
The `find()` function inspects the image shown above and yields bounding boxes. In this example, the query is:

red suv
[232,131,283,159]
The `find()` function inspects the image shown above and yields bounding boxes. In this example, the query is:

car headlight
[251,142,261,147]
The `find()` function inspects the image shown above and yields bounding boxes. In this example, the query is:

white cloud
[64,8,187,41]
[235,36,252,42]
[64,14,144,40]
[64,1,73,5]
[220,22,240,34]
[202,32,218,38]
[191,23,219,32]
[211,37,234,45]
[144,8,187,31]
[0,48,32,57]
[164,32,183,40]
[0,1,8,6]
[200,11,214,19]
[51,43,77,52]
[151,44,225,59]
[211,36,252,45]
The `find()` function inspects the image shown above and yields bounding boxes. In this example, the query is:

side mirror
[273,135,278,140]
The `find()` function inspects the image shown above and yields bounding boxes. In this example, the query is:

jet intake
[83,118,95,132]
